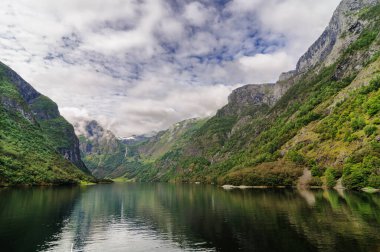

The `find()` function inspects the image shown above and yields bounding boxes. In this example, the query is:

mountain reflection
[0,184,379,252]
[0,186,81,251]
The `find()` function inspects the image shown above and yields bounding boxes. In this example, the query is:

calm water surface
[0,183,379,252]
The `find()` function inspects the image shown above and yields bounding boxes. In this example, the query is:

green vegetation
[29,95,59,119]
[325,167,340,188]
[345,29,379,54]
[345,5,380,55]
[0,64,93,186]
[221,161,304,186]
[0,78,24,104]
[364,125,377,136]
[343,155,380,190]
[0,105,91,185]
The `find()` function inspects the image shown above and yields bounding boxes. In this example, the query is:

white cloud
[227,0,341,57]
[238,52,294,83]
[0,0,340,136]
[183,2,212,27]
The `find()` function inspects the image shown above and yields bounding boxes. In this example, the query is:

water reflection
[0,184,379,252]
[0,186,81,251]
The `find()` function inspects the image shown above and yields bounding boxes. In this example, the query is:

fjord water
[0,184,379,252]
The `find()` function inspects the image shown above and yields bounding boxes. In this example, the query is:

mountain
[118,135,151,145]
[129,0,380,189]
[0,62,93,185]
[76,120,127,178]
[78,0,380,190]
[76,118,206,180]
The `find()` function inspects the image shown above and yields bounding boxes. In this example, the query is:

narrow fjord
[0,0,380,251]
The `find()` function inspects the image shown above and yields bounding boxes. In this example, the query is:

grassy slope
[117,119,207,181]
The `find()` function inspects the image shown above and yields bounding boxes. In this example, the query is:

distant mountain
[0,62,93,185]
[118,134,151,145]
[76,118,206,180]
[76,120,127,178]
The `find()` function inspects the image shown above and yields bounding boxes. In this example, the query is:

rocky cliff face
[296,0,379,73]
[0,62,88,173]
[77,120,121,155]
[218,84,276,116]
[222,0,379,121]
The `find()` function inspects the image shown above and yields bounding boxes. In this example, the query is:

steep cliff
[296,0,379,73]
[218,84,276,117]
[0,62,93,185]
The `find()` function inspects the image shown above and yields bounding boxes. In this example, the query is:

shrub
[351,117,366,131]
[311,165,325,177]
[364,125,378,136]
[309,176,323,187]
[222,160,303,186]
[344,131,359,142]
[343,164,369,190]
[342,155,380,189]
[345,28,379,54]
[363,155,380,168]
[325,167,339,188]
[360,75,380,94]
[286,150,306,165]
[368,174,380,188]
[365,95,380,116]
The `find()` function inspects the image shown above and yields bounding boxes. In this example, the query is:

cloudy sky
[0,0,340,136]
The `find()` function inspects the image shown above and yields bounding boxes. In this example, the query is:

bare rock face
[296,0,379,73]
[228,84,277,107]
[218,84,276,116]
[78,120,121,155]
[278,70,297,82]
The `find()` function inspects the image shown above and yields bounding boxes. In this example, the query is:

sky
[0,0,341,137]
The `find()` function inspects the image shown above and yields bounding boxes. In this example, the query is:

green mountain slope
[78,0,380,190]
[0,62,93,186]
[124,0,380,189]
